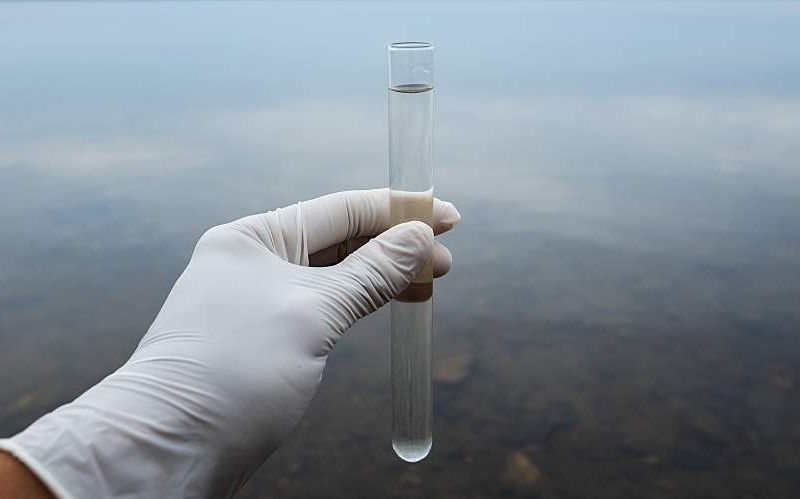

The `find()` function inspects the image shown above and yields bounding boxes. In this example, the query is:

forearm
[0,450,55,499]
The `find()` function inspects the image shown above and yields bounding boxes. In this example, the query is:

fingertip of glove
[386,221,434,249]
[372,222,434,276]
[443,202,461,227]
[433,199,461,232]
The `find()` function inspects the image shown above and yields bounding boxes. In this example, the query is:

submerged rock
[501,451,546,496]
[399,470,422,485]
[773,375,793,390]
[644,454,663,466]
[434,352,475,383]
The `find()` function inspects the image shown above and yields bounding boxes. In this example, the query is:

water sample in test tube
[388,41,434,463]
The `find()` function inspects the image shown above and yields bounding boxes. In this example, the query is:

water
[391,298,433,463]
[389,82,435,461]
[2,2,800,497]
[388,84,433,195]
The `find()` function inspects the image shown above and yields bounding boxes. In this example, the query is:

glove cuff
[0,375,238,499]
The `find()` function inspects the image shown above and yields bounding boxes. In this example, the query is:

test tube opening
[389,42,434,92]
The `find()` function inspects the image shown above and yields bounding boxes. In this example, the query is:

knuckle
[195,224,236,251]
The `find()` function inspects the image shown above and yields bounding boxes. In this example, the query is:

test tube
[388,41,434,463]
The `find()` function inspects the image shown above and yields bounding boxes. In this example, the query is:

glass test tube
[388,42,434,463]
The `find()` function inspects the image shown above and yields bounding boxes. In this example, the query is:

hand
[0,189,460,499]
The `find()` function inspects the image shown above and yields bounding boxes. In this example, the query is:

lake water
[2,2,800,497]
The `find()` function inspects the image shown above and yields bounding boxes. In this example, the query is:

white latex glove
[0,189,460,499]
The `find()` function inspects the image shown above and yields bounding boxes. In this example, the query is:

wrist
[0,447,57,499]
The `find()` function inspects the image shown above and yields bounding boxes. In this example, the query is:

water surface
[2,2,800,497]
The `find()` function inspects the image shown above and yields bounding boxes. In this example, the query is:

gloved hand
[0,189,460,499]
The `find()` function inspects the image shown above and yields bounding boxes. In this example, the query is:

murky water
[2,2,800,498]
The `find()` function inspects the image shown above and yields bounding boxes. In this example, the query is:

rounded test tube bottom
[393,437,433,463]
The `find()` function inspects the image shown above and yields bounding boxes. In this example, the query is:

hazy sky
[2,2,800,119]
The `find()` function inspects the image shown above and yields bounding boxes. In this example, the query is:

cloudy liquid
[390,190,433,302]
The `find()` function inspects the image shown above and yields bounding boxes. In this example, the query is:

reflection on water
[2,2,800,498]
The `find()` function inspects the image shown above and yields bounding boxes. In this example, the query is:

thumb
[331,221,434,321]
